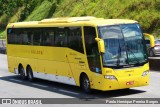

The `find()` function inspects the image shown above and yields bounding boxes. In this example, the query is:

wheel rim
[83,77,90,91]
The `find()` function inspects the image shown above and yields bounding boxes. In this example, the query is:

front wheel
[81,75,91,93]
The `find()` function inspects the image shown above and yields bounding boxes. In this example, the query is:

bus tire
[19,65,26,80]
[81,74,91,93]
[27,66,34,82]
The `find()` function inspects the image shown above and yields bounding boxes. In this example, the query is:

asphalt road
[0,54,160,107]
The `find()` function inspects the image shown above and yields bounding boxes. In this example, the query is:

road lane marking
[32,83,48,88]
[59,89,79,95]
[10,79,23,82]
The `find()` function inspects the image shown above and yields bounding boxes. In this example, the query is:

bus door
[83,26,102,74]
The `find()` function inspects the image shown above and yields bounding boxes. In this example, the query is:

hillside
[0,0,160,39]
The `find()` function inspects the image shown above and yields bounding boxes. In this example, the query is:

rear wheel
[19,65,26,80]
[27,66,34,82]
[81,75,91,93]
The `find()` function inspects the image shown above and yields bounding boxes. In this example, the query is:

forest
[0,0,160,39]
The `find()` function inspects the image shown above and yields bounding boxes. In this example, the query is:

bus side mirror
[143,33,155,47]
[95,38,105,53]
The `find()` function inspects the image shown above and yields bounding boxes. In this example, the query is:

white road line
[32,83,48,88]
[59,89,79,95]
[10,79,23,82]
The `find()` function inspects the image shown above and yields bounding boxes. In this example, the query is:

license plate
[126,81,134,85]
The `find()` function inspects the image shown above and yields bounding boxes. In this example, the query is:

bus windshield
[99,24,148,68]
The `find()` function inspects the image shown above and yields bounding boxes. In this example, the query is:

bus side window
[27,31,33,45]
[15,29,23,44]
[68,27,84,53]
[43,32,51,46]
[32,29,42,46]
[55,27,68,47]
[20,29,29,45]
[7,28,29,45]
[43,28,55,46]
[7,28,16,44]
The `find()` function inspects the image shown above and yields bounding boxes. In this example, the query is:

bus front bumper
[96,74,149,91]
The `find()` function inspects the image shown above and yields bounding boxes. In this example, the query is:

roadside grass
[25,0,56,21]
[0,0,160,37]
[0,30,5,39]
[9,7,25,23]
[53,0,160,37]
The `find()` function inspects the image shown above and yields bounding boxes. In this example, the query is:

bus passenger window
[32,29,42,46]
[55,28,68,47]
[43,29,55,46]
[7,28,16,44]
[15,29,23,44]
[26,32,33,45]
[20,30,29,45]
[68,27,84,53]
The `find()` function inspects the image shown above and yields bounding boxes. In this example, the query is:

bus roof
[7,16,138,28]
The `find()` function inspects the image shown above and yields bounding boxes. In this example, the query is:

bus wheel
[19,65,26,80]
[27,66,34,82]
[81,75,91,93]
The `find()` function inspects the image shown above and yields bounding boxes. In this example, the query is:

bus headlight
[142,70,149,77]
[104,75,117,80]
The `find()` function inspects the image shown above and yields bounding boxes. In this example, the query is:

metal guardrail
[0,39,6,54]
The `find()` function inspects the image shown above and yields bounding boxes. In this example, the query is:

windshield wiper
[126,45,140,65]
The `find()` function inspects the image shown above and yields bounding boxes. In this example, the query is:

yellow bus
[6,16,154,93]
